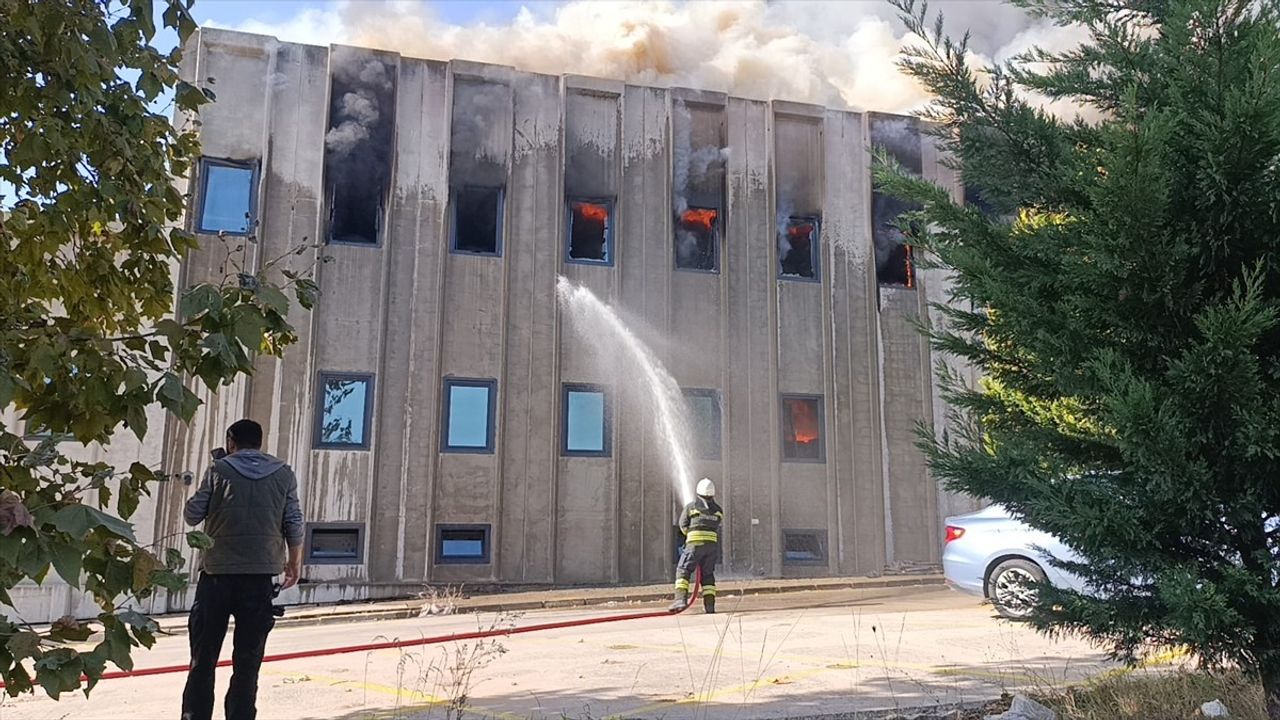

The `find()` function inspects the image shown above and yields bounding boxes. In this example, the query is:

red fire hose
[7,571,701,689]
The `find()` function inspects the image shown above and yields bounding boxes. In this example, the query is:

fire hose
[5,570,702,689]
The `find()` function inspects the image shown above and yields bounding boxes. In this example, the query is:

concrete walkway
[152,573,945,634]
[12,584,1145,720]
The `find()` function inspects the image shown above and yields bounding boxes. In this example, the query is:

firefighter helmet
[696,478,716,497]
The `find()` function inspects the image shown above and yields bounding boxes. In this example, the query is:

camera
[210,447,227,461]
[271,582,285,618]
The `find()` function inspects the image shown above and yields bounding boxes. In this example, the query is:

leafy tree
[0,0,318,698]
[876,0,1280,713]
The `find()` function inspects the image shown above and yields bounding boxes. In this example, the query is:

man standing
[669,478,722,614]
[181,419,303,720]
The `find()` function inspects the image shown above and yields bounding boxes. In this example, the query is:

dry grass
[1040,669,1266,720]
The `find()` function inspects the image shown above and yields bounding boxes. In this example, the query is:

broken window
[442,378,496,452]
[783,530,827,564]
[675,207,719,271]
[567,199,613,264]
[563,383,610,456]
[778,217,819,279]
[683,388,722,460]
[306,524,364,564]
[314,372,374,449]
[437,524,490,564]
[781,395,824,462]
[880,241,915,288]
[451,186,503,255]
[324,54,396,245]
[197,158,255,234]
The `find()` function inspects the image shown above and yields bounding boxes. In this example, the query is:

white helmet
[696,478,716,497]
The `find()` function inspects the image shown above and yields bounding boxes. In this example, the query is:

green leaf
[6,631,41,661]
[186,530,214,550]
[50,504,136,542]
[180,284,222,320]
[157,373,199,420]
[254,284,290,317]
[34,648,83,700]
[79,648,107,692]
[131,548,160,593]
[164,547,185,570]
[124,402,148,441]
[122,367,148,392]
[0,491,35,536]
[0,374,15,408]
[49,540,84,589]
[99,617,134,672]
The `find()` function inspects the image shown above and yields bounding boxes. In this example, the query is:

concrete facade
[7,27,983,620]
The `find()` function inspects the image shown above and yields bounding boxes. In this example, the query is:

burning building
[5,28,984,619]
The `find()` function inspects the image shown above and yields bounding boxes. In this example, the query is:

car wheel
[986,558,1046,620]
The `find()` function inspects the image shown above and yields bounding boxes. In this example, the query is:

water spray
[556,277,697,506]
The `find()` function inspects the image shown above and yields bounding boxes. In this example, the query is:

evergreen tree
[877,0,1280,714]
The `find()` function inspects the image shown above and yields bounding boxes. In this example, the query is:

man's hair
[226,419,263,449]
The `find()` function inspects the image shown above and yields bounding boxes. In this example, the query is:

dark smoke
[324,49,397,244]
[672,101,727,270]
[868,113,921,284]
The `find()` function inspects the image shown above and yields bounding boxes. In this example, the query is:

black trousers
[675,542,718,596]
[181,573,276,720]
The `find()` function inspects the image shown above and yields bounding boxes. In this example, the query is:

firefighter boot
[703,595,716,614]
[667,590,688,613]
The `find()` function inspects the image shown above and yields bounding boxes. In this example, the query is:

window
[675,207,719,271]
[442,378,496,453]
[305,524,364,564]
[783,530,827,565]
[452,186,503,255]
[878,241,915,288]
[436,524,490,564]
[781,395,824,462]
[779,216,819,280]
[197,159,255,235]
[324,54,396,245]
[314,373,374,449]
[567,198,613,264]
[563,384,610,456]
[683,389,722,460]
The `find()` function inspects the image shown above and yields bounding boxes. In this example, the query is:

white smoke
[210,0,1089,116]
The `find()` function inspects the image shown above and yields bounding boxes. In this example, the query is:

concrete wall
[1,28,979,621]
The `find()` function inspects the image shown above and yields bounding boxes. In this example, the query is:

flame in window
[786,400,820,445]
[574,201,609,224]
[680,207,718,232]
[788,222,815,246]
[905,245,915,289]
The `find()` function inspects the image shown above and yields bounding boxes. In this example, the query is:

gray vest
[200,458,292,575]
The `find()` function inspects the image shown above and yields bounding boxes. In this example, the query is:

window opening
[567,199,613,263]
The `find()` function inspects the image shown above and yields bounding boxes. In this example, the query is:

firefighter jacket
[679,496,723,546]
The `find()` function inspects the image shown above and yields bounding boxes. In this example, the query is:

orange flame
[904,245,915,289]
[788,223,814,243]
[680,207,718,232]
[787,400,820,445]
[574,201,609,223]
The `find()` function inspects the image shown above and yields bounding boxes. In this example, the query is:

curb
[157,574,944,634]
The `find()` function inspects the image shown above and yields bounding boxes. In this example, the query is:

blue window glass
[316,373,373,449]
[443,379,495,452]
[564,385,609,455]
[437,525,490,564]
[199,160,255,234]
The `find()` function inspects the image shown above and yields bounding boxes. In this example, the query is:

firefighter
[669,478,723,614]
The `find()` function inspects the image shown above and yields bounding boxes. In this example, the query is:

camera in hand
[271,582,285,618]
[209,447,227,461]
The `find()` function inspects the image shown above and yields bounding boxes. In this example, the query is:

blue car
[942,504,1087,619]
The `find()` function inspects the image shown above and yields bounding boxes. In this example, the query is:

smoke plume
[217,0,1086,116]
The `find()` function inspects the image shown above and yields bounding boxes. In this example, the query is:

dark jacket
[184,449,304,575]
[678,496,723,545]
